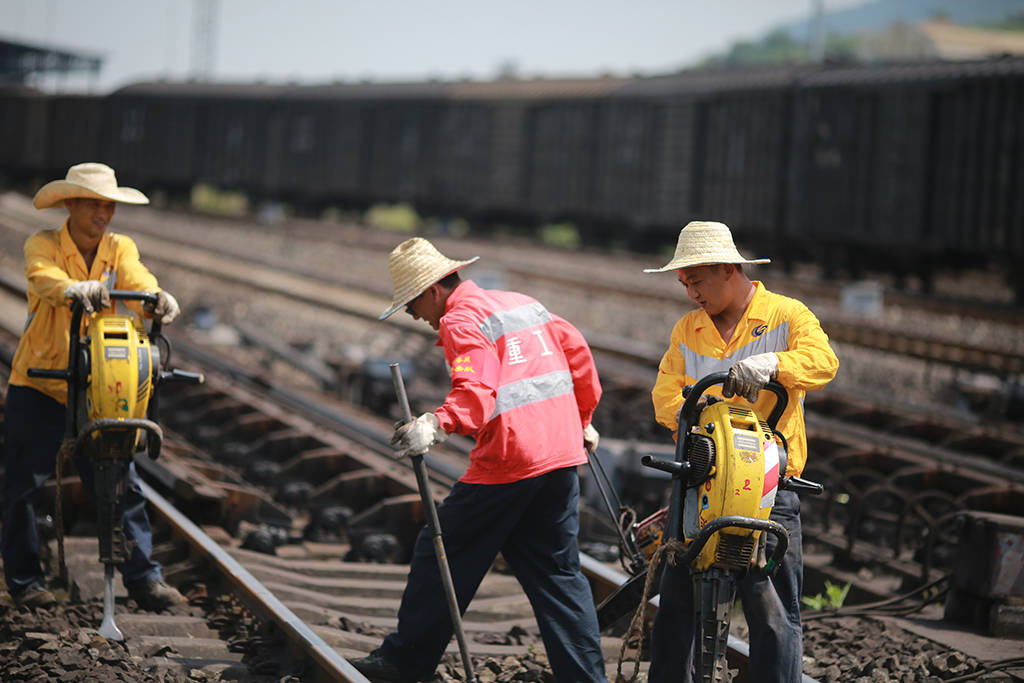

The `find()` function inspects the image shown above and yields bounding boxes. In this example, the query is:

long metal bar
[389,363,475,683]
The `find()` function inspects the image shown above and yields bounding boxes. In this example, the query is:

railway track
[2,192,1023,382]
[4,199,1022,561]
[4,317,1017,681]
[0,335,646,681]
[1,195,1022,680]
[2,227,1021,585]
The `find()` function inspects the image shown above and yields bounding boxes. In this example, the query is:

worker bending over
[351,237,608,683]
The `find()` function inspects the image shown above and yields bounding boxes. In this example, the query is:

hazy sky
[1,0,866,93]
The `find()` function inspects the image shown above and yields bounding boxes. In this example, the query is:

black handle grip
[160,369,205,384]
[27,368,71,380]
[781,476,824,495]
[680,372,789,433]
[641,454,689,477]
[108,290,159,305]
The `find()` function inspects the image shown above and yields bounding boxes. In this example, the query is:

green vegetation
[424,216,471,238]
[365,202,421,232]
[802,581,851,610]
[539,222,581,250]
[190,183,248,216]
[700,29,859,66]
[979,11,1024,31]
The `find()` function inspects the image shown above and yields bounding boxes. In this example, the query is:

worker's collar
[59,220,114,276]
[58,220,78,253]
[432,279,477,346]
[442,279,478,314]
[744,281,770,322]
[58,221,88,275]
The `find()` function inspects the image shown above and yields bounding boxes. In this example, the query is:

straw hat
[33,162,149,210]
[379,237,479,320]
[643,221,769,273]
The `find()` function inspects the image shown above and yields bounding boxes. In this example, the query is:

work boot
[13,582,57,607]
[127,578,187,611]
[349,650,414,683]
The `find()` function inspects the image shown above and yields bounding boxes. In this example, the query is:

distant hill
[780,0,1024,41]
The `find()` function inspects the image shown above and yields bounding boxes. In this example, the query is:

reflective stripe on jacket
[651,282,838,477]
[11,222,160,404]
[435,280,602,484]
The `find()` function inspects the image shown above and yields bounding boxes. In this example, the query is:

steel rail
[139,480,370,683]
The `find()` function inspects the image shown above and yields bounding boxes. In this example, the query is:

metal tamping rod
[389,363,475,682]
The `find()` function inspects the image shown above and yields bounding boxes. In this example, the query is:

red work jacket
[434,281,601,484]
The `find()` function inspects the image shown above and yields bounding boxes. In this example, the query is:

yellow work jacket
[651,282,839,477]
[10,221,160,404]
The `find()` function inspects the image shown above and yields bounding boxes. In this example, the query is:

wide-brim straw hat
[643,220,770,273]
[33,162,149,210]
[379,237,479,320]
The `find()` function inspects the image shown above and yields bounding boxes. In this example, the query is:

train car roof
[113,77,628,101]
[611,64,811,96]
[113,80,453,100]
[448,76,628,100]
[112,81,292,98]
[797,55,1024,86]
[0,83,48,96]
[112,57,1024,101]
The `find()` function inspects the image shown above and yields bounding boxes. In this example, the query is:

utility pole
[191,0,220,80]
[810,0,826,62]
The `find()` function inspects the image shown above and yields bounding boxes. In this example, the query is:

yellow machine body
[85,315,155,422]
[682,401,782,572]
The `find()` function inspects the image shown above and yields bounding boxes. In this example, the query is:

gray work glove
[583,423,600,453]
[145,290,180,324]
[390,412,445,458]
[722,353,779,403]
[65,280,110,314]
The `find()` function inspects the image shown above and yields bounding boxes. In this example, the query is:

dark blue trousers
[2,385,162,597]
[379,467,608,682]
[648,489,804,683]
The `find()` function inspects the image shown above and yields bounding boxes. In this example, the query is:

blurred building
[858,19,1024,61]
[0,37,102,86]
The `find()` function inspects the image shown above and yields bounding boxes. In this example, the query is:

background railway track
[1,194,1022,681]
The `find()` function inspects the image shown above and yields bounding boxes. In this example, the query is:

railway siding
[1,195,1024,680]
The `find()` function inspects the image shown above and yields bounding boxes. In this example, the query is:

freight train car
[0,85,51,185]
[1,57,1022,299]
[785,58,1024,292]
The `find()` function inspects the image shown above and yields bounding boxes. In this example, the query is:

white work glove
[390,412,445,458]
[583,424,600,453]
[65,280,110,314]
[722,353,779,403]
[145,290,180,324]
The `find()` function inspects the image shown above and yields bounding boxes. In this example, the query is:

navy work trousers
[648,489,804,683]
[378,466,608,682]
[1,385,162,597]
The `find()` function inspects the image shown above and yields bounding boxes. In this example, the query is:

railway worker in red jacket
[351,237,608,683]
[644,221,839,682]
[1,163,186,610]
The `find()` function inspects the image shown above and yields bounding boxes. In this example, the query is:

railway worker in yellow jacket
[351,237,608,683]
[1,163,186,610]
[644,221,839,682]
